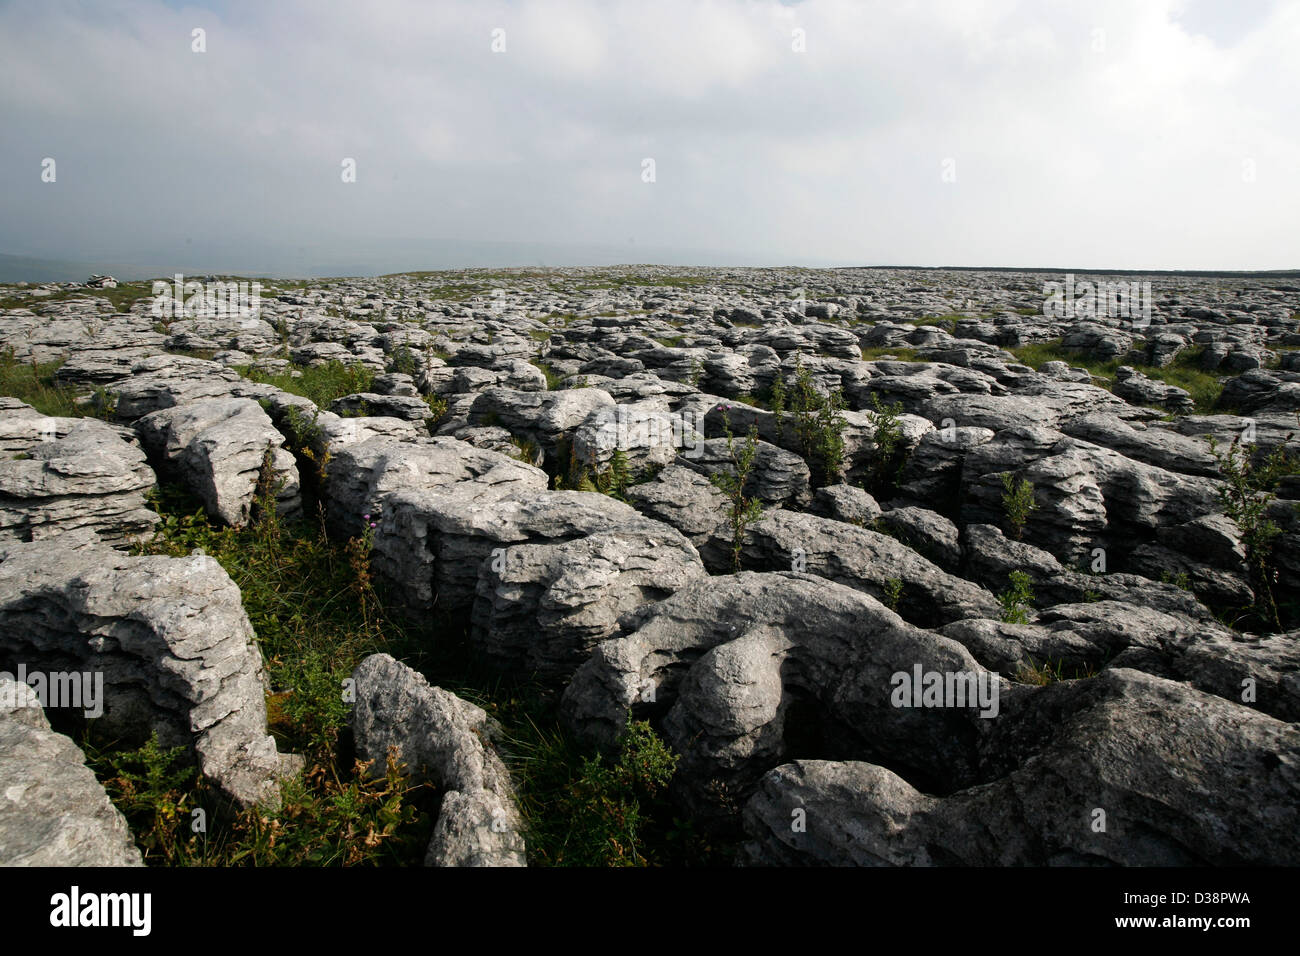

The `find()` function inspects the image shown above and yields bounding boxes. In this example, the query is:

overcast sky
[1,0,1296,276]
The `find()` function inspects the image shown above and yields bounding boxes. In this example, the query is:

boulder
[136,397,300,526]
[742,670,1300,865]
[471,528,705,682]
[739,510,1001,626]
[0,407,157,546]
[561,572,1004,817]
[350,654,525,866]
[0,676,143,866]
[0,533,297,807]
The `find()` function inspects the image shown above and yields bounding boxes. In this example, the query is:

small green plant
[768,370,787,440]
[509,435,541,464]
[87,385,118,420]
[283,405,331,485]
[422,393,449,425]
[241,360,375,409]
[337,399,373,419]
[710,409,764,572]
[91,731,199,863]
[532,361,567,390]
[883,577,903,612]
[519,719,680,867]
[1000,473,1037,540]
[1207,431,1297,630]
[559,441,635,500]
[686,357,704,389]
[789,358,848,487]
[1014,656,1097,685]
[867,392,907,495]
[222,748,428,866]
[389,345,420,377]
[249,442,286,531]
[998,570,1035,624]
[603,448,631,498]
[1160,570,1193,592]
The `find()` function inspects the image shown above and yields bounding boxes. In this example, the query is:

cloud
[0,0,1295,272]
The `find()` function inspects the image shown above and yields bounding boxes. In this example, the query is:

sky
[0,0,1297,277]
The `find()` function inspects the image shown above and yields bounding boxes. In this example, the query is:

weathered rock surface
[623,463,731,562]
[960,425,1222,567]
[741,670,1300,866]
[0,676,143,866]
[561,572,1003,816]
[471,527,706,682]
[136,397,300,526]
[323,435,547,539]
[374,488,683,614]
[739,510,1001,626]
[0,405,157,546]
[466,386,615,465]
[350,653,525,866]
[0,532,295,807]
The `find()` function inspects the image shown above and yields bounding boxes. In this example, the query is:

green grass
[1012,656,1097,685]
[165,348,218,361]
[1148,350,1228,412]
[1010,340,1225,413]
[913,314,963,331]
[860,346,921,362]
[0,280,159,314]
[531,360,568,390]
[238,359,375,408]
[0,351,82,416]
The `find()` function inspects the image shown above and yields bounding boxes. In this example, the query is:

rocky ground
[0,264,1298,867]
